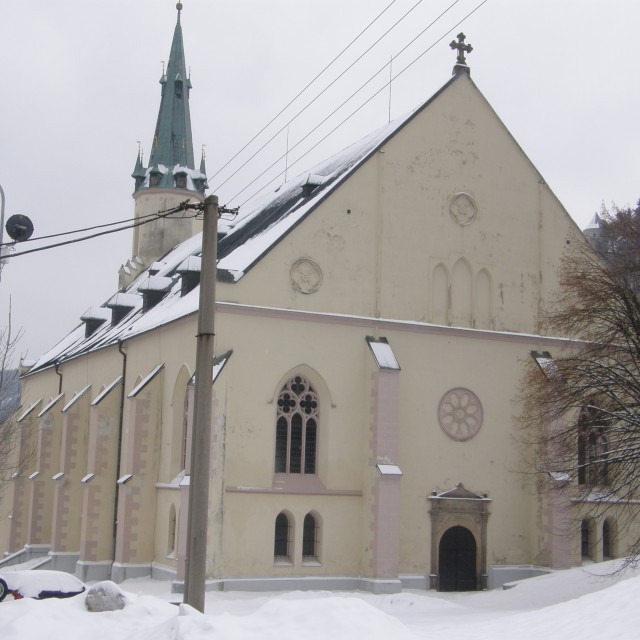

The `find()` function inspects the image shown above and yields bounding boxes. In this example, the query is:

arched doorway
[438,525,477,591]
[428,483,490,590]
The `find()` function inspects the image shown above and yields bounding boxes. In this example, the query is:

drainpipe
[54,361,63,394]
[111,340,127,577]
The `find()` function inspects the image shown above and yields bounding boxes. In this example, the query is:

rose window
[438,388,483,441]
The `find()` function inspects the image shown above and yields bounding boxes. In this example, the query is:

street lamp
[0,183,35,281]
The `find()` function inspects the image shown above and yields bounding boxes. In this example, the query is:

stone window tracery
[275,376,319,474]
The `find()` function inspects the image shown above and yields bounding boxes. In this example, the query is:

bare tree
[520,200,640,560]
[0,300,25,482]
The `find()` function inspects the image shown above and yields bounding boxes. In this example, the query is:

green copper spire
[150,1,194,170]
[131,149,146,189]
[134,3,206,194]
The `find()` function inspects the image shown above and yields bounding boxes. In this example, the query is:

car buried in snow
[0,570,85,601]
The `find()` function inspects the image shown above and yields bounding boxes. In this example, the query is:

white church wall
[215,75,581,344]
[6,58,631,591]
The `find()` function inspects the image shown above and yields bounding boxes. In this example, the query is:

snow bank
[2,561,640,640]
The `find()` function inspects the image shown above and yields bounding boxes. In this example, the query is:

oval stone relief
[438,387,483,441]
[290,258,323,294]
[449,192,477,226]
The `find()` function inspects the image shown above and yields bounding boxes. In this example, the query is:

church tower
[125,2,206,283]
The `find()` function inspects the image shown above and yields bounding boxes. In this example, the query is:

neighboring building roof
[583,212,605,248]
[585,212,603,230]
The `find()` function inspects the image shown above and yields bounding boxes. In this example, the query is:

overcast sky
[1,0,639,362]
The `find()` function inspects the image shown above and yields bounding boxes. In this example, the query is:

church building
[2,5,634,592]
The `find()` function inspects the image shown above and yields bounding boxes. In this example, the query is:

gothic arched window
[168,504,177,558]
[275,376,319,475]
[581,519,592,559]
[181,387,190,471]
[603,519,612,559]
[578,407,609,486]
[302,512,319,560]
[274,512,291,560]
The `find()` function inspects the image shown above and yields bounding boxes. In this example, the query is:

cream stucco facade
[2,63,637,593]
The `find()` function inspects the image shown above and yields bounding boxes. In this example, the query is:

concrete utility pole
[184,194,218,612]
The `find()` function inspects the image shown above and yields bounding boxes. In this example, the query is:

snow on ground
[1,560,640,640]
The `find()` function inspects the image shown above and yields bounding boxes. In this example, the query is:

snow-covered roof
[106,292,140,309]
[80,307,111,322]
[214,109,417,275]
[177,255,201,273]
[138,275,174,293]
[24,75,462,375]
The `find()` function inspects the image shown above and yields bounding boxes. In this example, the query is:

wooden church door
[438,526,477,591]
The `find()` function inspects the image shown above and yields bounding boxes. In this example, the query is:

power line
[286,0,490,176]
[2,204,190,246]
[207,0,401,186]
[209,0,426,194]
[232,0,479,207]
[2,204,201,260]
[4,1,489,260]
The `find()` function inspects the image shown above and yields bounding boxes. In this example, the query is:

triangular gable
[92,376,124,406]
[62,384,91,412]
[216,76,464,277]
[37,393,65,418]
[17,399,42,423]
[212,350,232,383]
[189,350,233,385]
[128,363,164,398]
[430,482,490,501]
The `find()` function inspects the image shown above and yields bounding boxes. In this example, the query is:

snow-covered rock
[84,581,127,612]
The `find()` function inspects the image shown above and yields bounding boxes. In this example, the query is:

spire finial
[449,32,473,76]
[177,2,183,23]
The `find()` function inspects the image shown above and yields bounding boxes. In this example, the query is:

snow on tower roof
[585,212,603,230]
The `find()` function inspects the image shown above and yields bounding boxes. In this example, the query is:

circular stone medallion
[438,387,483,441]
[449,192,477,226]
[290,258,323,294]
